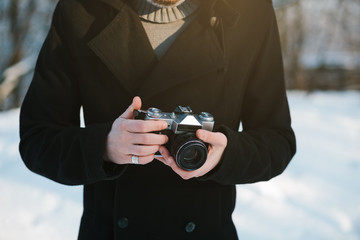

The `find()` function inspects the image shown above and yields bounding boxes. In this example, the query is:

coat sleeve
[19,1,126,185]
[200,5,296,185]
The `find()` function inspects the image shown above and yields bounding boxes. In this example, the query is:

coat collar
[136,17,226,99]
[96,0,241,25]
[96,0,125,11]
[90,0,240,100]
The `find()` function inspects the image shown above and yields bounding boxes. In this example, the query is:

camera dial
[147,108,163,118]
[199,112,214,122]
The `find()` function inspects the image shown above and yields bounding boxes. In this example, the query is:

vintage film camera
[134,106,214,171]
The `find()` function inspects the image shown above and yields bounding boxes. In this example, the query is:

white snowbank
[0,91,359,239]
[0,109,82,240]
[234,91,360,240]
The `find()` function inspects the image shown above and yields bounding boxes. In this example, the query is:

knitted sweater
[133,0,199,59]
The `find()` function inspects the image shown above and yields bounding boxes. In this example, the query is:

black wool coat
[19,0,296,239]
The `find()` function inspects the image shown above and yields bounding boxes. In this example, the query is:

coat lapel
[89,0,240,97]
[88,1,157,94]
[137,17,226,100]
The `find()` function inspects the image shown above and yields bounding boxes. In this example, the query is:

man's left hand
[156,129,227,179]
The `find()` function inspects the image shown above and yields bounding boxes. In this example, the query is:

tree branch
[0,55,35,105]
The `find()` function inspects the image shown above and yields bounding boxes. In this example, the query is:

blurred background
[0,0,359,239]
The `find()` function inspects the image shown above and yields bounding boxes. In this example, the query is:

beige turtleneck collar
[132,0,200,23]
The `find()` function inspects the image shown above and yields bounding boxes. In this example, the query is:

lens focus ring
[175,140,208,171]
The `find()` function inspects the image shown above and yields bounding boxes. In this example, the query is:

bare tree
[275,0,360,90]
[276,0,306,89]
[0,0,56,110]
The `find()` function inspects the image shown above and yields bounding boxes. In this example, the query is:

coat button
[210,16,218,27]
[185,222,196,233]
[117,217,129,229]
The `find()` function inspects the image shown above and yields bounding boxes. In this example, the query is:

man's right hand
[105,96,168,165]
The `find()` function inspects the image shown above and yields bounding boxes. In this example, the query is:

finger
[129,154,155,165]
[123,119,168,133]
[158,146,173,165]
[196,130,227,147]
[128,144,160,156]
[131,133,168,145]
[120,96,142,119]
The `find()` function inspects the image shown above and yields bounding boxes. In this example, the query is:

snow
[234,91,360,240]
[0,91,360,239]
[0,109,82,240]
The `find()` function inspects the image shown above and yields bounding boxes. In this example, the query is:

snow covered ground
[0,91,359,240]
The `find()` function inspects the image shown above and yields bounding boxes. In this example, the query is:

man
[19,0,296,239]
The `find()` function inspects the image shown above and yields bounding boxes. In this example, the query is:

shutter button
[185,222,196,233]
[117,217,129,229]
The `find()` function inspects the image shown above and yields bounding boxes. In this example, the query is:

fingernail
[163,122,168,129]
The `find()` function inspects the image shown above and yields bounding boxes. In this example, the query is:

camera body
[134,106,214,171]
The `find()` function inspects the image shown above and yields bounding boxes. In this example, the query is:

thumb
[196,129,227,147]
[120,96,142,119]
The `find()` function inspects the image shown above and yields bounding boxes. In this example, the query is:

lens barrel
[170,133,208,171]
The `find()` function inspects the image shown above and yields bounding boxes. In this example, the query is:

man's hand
[105,96,169,165]
[156,129,227,179]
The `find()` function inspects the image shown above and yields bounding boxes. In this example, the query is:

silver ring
[131,155,139,164]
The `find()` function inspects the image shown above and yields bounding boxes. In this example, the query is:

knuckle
[141,134,151,144]
[119,132,129,144]
[118,119,127,131]
[135,134,144,143]
[137,146,155,156]
[137,123,149,132]
[143,155,154,164]
[132,146,142,155]
[138,148,147,156]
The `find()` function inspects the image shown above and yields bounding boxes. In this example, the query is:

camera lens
[178,142,207,170]
[171,133,208,171]
[182,148,198,161]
